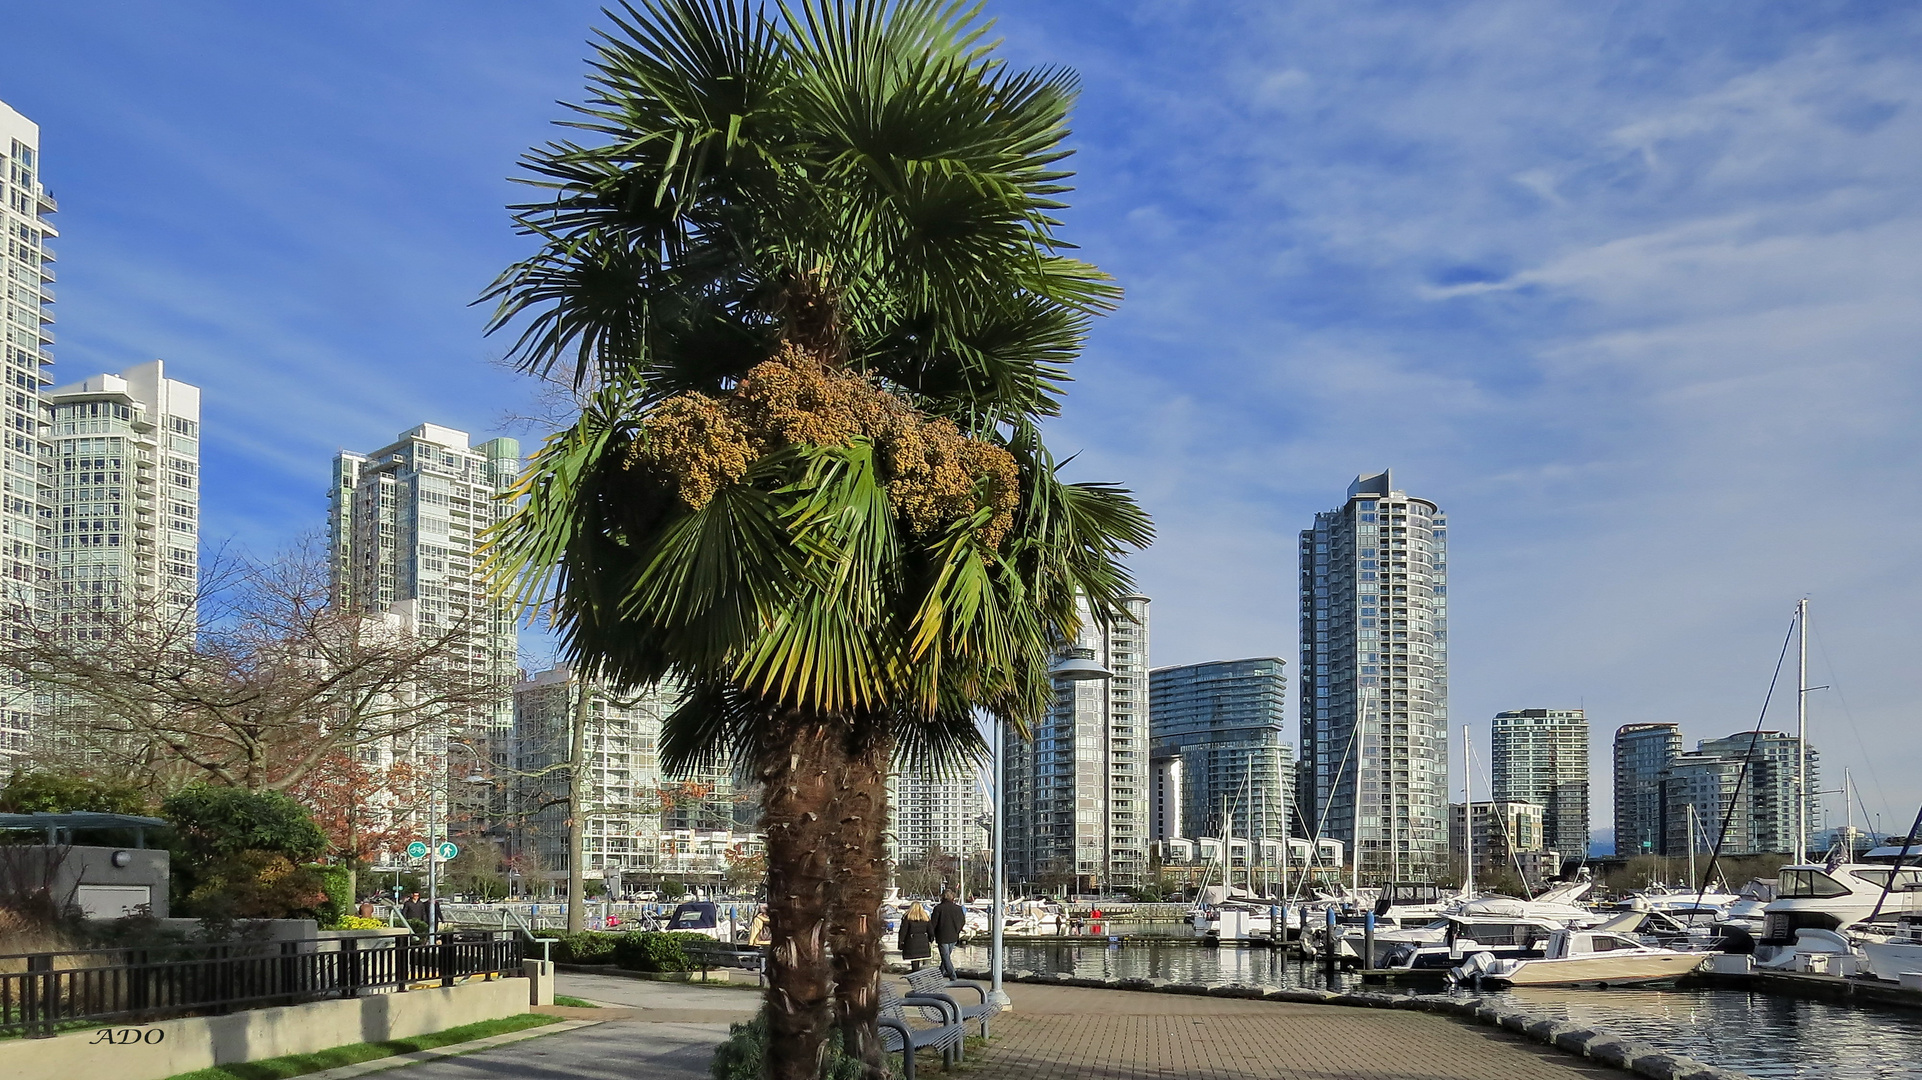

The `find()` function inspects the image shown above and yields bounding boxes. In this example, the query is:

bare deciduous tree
[0,541,503,796]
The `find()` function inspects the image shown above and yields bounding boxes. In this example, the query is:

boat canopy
[669,901,721,930]
[1374,882,1444,915]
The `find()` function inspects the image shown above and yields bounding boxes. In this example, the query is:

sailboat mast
[1688,803,1698,889]
[1796,598,1809,864]
[1846,770,1855,858]
[1223,787,1232,895]
[1389,701,1398,884]
[1463,723,1474,898]
[1353,690,1365,895]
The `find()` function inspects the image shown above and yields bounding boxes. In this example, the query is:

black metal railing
[0,931,523,1038]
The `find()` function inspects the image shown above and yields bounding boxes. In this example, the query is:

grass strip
[163,1012,561,1080]
[553,995,602,1008]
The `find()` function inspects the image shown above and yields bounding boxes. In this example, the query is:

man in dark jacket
[929,891,967,979]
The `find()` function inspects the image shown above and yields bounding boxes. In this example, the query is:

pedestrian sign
[436,841,459,861]
[406,840,428,859]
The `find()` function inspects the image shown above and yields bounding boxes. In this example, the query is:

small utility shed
[0,811,172,918]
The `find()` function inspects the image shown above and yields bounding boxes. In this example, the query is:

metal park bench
[878,981,965,1080]
[682,943,767,985]
[903,966,1001,1037]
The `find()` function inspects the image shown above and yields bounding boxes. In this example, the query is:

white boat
[1452,927,1709,987]
[1626,887,1735,926]
[1756,862,1922,963]
[1002,899,1064,935]
[1721,878,1774,930]
[1861,914,1922,981]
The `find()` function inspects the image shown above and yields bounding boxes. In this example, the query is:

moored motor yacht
[1757,863,1922,962]
[1374,913,1567,973]
[1450,927,1709,987]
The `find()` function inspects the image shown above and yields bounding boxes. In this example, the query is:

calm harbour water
[950,936,1922,1080]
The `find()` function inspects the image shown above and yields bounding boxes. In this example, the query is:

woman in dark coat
[897,901,933,970]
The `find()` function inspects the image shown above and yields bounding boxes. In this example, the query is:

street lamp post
[427,741,489,931]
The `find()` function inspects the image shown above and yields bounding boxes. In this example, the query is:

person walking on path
[931,891,967,979]
[898,901,934,971]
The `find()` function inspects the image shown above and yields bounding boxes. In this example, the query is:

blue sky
[9,1,1922,844]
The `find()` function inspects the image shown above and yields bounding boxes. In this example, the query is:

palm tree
[483,3,1150,1077]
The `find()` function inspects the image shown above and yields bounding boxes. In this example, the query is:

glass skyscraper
[1298,470,1449,881]
[330,423,521,736]
[1613,723,1681,856]
[1148,658,1292,849]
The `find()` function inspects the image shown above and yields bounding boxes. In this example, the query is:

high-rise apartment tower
[1490,708,1589,861]
[330,423,520,736]
[1613,723,1681,856]
[1685,731,1817,856]
[1149,658,1293,848]
[46,361,200,642]
[1003,594,1151,894]
[0,101,55,762]
[1298,470,1449,881]
[890,765,986,868]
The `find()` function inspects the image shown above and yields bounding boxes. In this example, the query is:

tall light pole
[428,741,488,931]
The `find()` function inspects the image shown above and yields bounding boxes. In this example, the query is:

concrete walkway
[342,972,759,1080]
[970,983,1623,1080]
[353,974,1620,1080]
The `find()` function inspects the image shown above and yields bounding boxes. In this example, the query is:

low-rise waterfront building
[1448,800,1554,886]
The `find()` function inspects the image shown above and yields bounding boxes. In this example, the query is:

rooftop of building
[1148,656,1287,677]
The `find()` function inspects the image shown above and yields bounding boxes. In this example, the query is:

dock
[1686,968,1922,1011]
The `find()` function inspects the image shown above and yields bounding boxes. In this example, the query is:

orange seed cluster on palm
[631,344,1019,549]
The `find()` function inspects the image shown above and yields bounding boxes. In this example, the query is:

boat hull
[1484,952,1707,987]
[1862,940,1922,982]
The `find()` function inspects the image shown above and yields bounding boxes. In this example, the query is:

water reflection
[952,939,1922,1080]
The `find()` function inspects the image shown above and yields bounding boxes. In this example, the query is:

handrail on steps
[496,904,559,964]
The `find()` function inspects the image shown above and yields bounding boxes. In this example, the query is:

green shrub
[0,771,148,815]
[552,931,618,964]
[308,864,354,928]
[710,1011,878,1080]
[613,930,713,972]
[163,786,328,919]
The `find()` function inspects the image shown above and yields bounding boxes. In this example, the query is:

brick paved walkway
[968,984,1621,1080]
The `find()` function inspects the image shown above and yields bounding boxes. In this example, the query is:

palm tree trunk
[758,709,843,1080]
[831,728,894,1080]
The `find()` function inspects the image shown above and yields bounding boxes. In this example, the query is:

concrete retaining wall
[13,976,532,1080]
